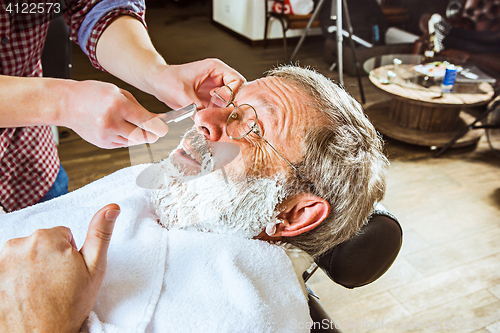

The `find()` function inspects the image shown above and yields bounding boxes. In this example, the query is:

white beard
[149,129,291,238]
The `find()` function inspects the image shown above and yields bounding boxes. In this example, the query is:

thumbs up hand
[0,204,120,333]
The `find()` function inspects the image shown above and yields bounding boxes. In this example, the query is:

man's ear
[274,193,330,237]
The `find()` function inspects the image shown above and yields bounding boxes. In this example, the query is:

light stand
[289,0,327,63]
[332,0,343,84]
[339,0,367,103]
[289,0,372,103]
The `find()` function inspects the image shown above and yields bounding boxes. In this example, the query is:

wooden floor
[59,1,500,332]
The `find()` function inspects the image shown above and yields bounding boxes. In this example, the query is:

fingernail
[144,117,168,137]
[105,209,121,221]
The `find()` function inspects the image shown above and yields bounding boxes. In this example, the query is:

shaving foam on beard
[151,159,287,238]
[150,130,290,238]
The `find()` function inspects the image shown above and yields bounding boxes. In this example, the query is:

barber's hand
[148,58,246,109]
[0,204,120,333]
[63,80,168,149]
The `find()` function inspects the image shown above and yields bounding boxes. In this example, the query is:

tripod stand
[289,0,371,103]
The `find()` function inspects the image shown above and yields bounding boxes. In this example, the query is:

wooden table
[366,64,495,148]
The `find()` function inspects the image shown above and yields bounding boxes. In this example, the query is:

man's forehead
[237,76,317,162]
[238,76,288,94]
[235,77,298,112]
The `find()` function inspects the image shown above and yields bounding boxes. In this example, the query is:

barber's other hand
[148,58,246,109]
[63,80,168,149]
[0,204,120,333]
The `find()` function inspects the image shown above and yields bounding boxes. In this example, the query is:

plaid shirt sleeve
[63,0,146,71]
[0,3,61,211]
[86,10,146,71]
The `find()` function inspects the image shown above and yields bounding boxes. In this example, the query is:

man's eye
[245,118,256,127]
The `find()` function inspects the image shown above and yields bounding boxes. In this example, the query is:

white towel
[0,165,312,333]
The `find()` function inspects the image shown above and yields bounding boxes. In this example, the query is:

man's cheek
[222,145,280,179]
[209,142,240,171]
[242,145,277,178]
[219,152,247,178]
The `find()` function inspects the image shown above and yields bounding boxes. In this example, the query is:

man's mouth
[171,129,240,176]
[175,143,202,166]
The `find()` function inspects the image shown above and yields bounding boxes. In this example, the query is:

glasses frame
[211,85,300,175]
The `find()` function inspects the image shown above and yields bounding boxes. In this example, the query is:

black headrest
[314,206,402,289]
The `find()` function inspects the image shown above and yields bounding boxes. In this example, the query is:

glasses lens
[208,86,232,109]
[226,104,258,139]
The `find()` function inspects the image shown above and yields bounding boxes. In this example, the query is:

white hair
[267,65,389,258]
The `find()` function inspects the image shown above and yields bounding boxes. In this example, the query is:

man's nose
[193,106,233,141]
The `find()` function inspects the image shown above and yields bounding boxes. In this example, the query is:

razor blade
[158,103,197,124]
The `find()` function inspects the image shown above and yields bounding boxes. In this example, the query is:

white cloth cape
[0,165,312,333]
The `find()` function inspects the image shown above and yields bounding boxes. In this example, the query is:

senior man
[0,65,388,333]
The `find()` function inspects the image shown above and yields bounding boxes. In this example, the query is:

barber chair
[304,204,402,333]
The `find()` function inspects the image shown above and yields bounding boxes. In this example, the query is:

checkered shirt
[0,1,145,211]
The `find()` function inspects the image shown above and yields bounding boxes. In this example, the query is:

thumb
[176,89,203,110]
[120,89,169,138]
[223,76,246,97]
[80,204,120,277]
[142,114,169,139]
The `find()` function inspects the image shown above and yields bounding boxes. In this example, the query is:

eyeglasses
[207,85,300,174]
